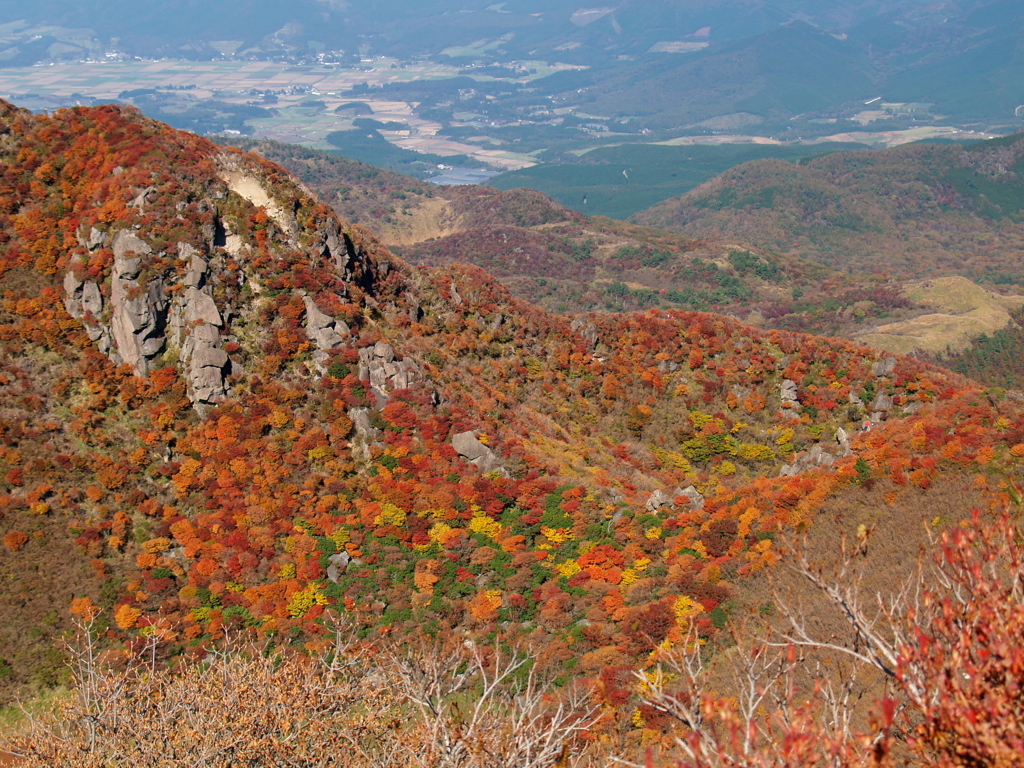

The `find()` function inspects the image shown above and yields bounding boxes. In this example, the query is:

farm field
[0,59,550,168]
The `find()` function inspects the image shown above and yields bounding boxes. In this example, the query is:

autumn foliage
[2,96,1024,758]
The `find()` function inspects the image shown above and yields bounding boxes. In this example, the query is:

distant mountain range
[0,0,961,63]
[2,0,1023,131]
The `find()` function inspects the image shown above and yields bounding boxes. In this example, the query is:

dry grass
[856,276,1024,355]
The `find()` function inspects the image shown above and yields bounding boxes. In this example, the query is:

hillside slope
[241,139,947,341]
[1,99,1022,714]
[632,132,1024,283]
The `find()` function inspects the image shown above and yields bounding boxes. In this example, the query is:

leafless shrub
[1,615,601,768]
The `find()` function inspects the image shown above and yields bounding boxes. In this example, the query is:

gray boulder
[302,297,348,360]
[184,287,222,326]
[645,489,673,513]
[872,357,897,377]
[357,342,423,407]
[452,430,508,476]
[675,485,705,510]
[780,378,799,407]
[835,427,851,457]
[570,316,599,350]
[871,391,893,413]
[326,551,351,583]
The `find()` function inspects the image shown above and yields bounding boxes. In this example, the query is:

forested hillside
[2,100,1024,764]
[633,132,1024,285]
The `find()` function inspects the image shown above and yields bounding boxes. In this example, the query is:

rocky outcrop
[870,391,893,421]
[349,408,383,463]
[183,324,229,405]
[311,216,356,282]
[872,357,897,377]
[835,427,851,456]
[779,444,838,477]
[452,431,508,476]
[676,485,705,510]
[63,253,112,354]
[780,378,799,409]
[645,489,673,513]
[109,230,168,374]
[646,485,704,513]
[358,342,423,407]
[326,551,351,583]
[76,225,108,252]
[449,282,463,307]
[570,316,598,351]
[131,186,158,210]
[170,245,231,408]
[303,296,350,374]
[55,144,397,419]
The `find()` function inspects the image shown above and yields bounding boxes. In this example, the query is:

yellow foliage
[328,528,350,548]
[644,527,662,540]
[775,428,795,446]
[738,443,775,461]
[690,411,715,429]
[651,447,692,472]
[373,502,407,527]
[469,515,502,540]
[541,526,573,544]
[307,445,332,462]
[279,563,296,579]
[287,583,328,617]
[556,559,582,577]
[673,595,702,625]
[429,522,455,545]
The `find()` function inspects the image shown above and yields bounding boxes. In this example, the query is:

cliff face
[21,112,387,411]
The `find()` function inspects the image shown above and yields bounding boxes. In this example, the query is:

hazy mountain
[0,0,946,62]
